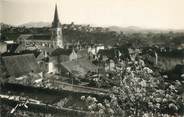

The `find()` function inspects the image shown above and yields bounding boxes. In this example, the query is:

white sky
[1,0,184,29]
[0,0,2,22]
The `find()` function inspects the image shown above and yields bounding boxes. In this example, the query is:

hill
[20,22,50,28]
[108,26,172,33]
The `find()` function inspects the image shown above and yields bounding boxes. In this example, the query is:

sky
[1,0,184,29]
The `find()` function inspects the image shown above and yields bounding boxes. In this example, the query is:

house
[88,44,105,56]
[0,42,7,54]
[35,51,49,72]
[1,54,41,77]
[7,43,19,53]
[98,49,121,60]
[48,48,78,73]
[104,59,116,72]
[51,48,78,62]
[177,43,184,50]
[77,49,88,59]
[96,44,105,52]
[60,58,98,78]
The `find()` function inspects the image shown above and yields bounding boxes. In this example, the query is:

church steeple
[52,4,61,28]
[51,4,64,48]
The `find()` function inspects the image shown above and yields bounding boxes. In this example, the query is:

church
[15,4,97,75]
[17,4,64,49]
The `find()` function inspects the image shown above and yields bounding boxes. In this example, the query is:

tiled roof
[2,54,41,77]
[51,48,73,56]
[27,34,51,40]
[61,58,97,78]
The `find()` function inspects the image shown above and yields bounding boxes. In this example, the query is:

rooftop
[28,34,51,40]
[61,58,97,78]
[2,54,41,77]
[51,48,74,56]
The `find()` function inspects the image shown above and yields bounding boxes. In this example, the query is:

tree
[111,56,184,116]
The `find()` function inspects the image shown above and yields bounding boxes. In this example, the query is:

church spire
[52,4,61,28]
[51,4,64,48]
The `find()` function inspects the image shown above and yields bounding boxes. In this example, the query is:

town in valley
[0,1,184,117]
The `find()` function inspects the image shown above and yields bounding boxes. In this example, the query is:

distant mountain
[20,22,50,28]
[108,26,172,33]
[1,22,184,33]
[108,26,140,33]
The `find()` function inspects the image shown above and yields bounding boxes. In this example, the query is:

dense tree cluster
[111,56,184,116]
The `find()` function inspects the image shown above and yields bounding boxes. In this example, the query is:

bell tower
[51,4,64,48]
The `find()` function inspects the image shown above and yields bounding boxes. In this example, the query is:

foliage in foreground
[111,57,184,116]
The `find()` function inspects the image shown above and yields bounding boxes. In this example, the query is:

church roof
[26,34,51,40]
[52,4,62,28]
